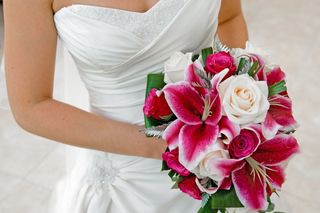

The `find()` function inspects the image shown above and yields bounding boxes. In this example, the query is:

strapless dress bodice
[54,0,221,125]
[55,0,186,43]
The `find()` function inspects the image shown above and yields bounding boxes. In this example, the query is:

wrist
[133,124,167,160]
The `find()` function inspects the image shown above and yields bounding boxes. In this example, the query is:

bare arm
[3,0,166,160]
[217,0,249,48]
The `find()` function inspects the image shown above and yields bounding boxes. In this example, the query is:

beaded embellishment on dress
[67,0,185,42]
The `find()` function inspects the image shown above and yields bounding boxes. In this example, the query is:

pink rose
[228,128,260,159]
[204,51,236,79]
[143,88,172,120]
[178,175,202,200]
[162,148,190,177]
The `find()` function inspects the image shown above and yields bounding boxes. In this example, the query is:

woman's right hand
[135,125,168,160]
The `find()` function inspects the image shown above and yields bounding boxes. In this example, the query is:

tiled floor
[0,1,319,212]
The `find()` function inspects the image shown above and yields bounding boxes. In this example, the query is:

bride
[2,0,288,212]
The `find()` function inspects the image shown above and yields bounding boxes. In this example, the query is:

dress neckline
[54,0,164,17]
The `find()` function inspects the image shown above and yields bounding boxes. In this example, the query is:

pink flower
[162,70,230,171]
[162,148,190,177]
[204,51,236,79]
[228,129,260,159]
[257,67,298,139]
[178,175,202,200]
[143,88,172,120]
[226,125,299,211]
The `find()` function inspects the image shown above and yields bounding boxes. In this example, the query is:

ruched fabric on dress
[49,0,222,212]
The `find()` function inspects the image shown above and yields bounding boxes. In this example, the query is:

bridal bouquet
[142,39,299,212]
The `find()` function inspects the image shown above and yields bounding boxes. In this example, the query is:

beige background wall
[0,1,319,212]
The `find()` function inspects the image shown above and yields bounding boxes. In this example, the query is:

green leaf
[161,148,170,172]
[171,181,179,189]
[201,193,211,208]
[144,73,167,129]
[236,58,248,74]
[247,61,260,77]
[201,47,213,65]
[171,174,183,182]
[170,175,183,189]
[198,195,213,213]
[168,170,176,179]
[268,80,287,97]
[161,159,170,171]
[210,187,243,209]
[192,54,200,62]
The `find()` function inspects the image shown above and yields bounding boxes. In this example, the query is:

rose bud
[143,88,173,120]
[204,51,236,80]
[162,148,190,177]
[178,175,202,200]
[228,128,260,159]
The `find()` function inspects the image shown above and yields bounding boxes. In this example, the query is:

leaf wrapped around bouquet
[142,37,300,213]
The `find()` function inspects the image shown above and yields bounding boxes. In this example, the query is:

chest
[53,0,221,72]
[53,0,161,14]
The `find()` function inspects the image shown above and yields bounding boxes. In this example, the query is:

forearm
[217,12,249,49]
[4,0,165,160]
[17,98,166,159]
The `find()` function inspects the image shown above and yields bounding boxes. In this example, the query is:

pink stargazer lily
[257,67,298,139]
[227,124,299,211]
[192,116,241,194]
[162,64,229,171]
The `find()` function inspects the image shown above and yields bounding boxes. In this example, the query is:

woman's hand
[150,137,168,160]
[135,125,168,160]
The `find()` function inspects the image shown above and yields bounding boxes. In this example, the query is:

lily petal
[206,157,245,180]
[232,163,268,211]
[179,123,219,170]
[252,134,299,165]
[262,112,282,139]
[220,177,232,190]
[219,116,241,144]
[268,95,299,132]
[162,119,185,150]
[163,81,203,125]
[203,69,229,125]
[184,63,206,96]
[211,68,230,91]
[266,67,286,86]
[266,165,285,190]
[205,92,222,125]
[256,67,267,81]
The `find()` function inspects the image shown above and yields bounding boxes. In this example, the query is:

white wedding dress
[50,0,220,212]
[0,0,291,212]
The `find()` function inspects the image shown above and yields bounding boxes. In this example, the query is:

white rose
[218,74,270,125]
[163,51,193,84]
[191,141,228,182]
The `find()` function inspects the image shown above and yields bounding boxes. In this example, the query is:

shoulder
[4,0,54,18]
